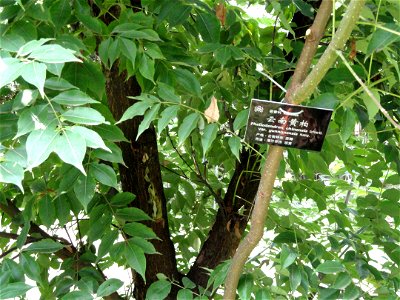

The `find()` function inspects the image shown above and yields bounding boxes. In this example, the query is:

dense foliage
[0,0,399,299]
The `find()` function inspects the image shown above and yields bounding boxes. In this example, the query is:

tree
[0,0,399,299]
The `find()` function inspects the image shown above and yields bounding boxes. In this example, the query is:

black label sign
[245,99,333,151]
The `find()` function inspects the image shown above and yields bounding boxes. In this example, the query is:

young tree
[0,0,399,299]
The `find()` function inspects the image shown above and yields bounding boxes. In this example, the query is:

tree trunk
[104,66,180,299]
[187,147,260,288]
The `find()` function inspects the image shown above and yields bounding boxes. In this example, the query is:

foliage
[0,0,399,299]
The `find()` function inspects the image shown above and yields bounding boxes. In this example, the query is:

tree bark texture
[104,65,180,299]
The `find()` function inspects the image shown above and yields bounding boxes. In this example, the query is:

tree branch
[223,0,370,297]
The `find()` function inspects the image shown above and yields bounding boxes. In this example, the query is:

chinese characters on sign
[245,99,333,151]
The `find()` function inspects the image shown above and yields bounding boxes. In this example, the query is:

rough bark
[187,147,260,288]
[104,66,180,299]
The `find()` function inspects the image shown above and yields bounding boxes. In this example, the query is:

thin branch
[337,50,400,130]
[223,0,367,297]
[291,0,367,104]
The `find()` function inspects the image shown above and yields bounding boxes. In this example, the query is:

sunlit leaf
[20,61,47,96]
[61,107,106,125]
[54,130,86,174]
[0,162,24,192]
[26,126,58,170]
[52,90,99,106]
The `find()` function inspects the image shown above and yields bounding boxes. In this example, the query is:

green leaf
[97,229,119,261]
[17,223,31,249]
[233,109,249,132]
[119,37,137,69]
[93,124,128,142]
[215,46,231,65]
[97,279,123,297]
[177,289,193,300]
[63,60,105,99]
[74,0,103,34]
[28,44,81,64]
[12,89,39,111]
[201,123,218,157]
[292,0,315,18]
[20,253,41,283]
[196,12,220,43]
[137,103,160,139]
[108,38,120,67]
[238,274,254,300]
[146,280,171,300]
[0,162,24,192]
[144,42,165,60]
[158,105,179,135]
[98,38,111,67]
[118,28,161,41]
[110,192,136,207]
[46,62,64,76]
[92,142,125,165]
[116,100,153,124]
[129,237,157,254]
[60,290,93,300]
[44,77,77,91]
[50,0,71,30]
[0,58,25,89]
[125,241,146,281]
[139,54,155,82]
[343,283,360,300]
[316,261,345,274]
[182,277,196,289]
[26,127,58,170]
[115,207,152,222]
[123,222,157,240]
[289,265,301,292]
[38,195,56,227]
[255,289,272,300]
[367,23,400,55]
[331,272,352,289]
[310,93,339,110]
[280,245,298,269]
[158,1,192,26]
[89,162,118,189]
[20,61,47,96]
[361,89,380,120]
[68,126,110,152]
[73,174,96,211]
[228,136,241,161]
[24,239,64,253]
[52,90,99,106]
[15,105,49,138]
[340,109,356,143]
[174,68,202,98]
[61,107,106,125]
[54,130,87,174]
[178,113,200,145]
[157,83,180,103]
[0,282,33,299]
